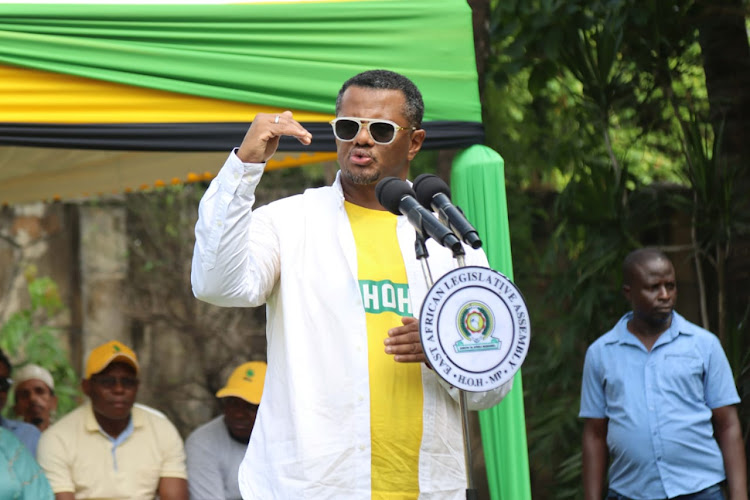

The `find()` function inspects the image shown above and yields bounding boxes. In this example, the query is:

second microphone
[375,177,463,254]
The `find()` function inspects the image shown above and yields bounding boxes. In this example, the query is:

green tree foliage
[486,0,749,497]
[0,266,80,418]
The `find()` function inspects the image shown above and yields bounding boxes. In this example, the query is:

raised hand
[236,111,312,163]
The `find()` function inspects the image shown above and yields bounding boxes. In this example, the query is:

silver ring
[274,115,280,124]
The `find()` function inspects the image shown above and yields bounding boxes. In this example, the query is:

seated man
[38,340,188,500]
[0,349,41,457]
[0,427,54,499]
[185,361,266,500]
[13,363,58,431]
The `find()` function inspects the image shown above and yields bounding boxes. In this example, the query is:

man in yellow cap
[185,361,266,500]
[13,363,58,431]
[37,340,188,500]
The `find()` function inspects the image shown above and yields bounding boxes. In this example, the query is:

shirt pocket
[603,357,641,403]
[661,353,704,402]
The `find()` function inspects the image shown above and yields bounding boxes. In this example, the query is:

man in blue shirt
[580,248,747,500]
[0,349,41,458]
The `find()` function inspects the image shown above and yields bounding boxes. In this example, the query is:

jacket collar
[331,171,414,209]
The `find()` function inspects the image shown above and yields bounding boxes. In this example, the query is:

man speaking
[192,69,513,499]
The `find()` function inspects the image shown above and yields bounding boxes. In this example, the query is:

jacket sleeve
[191,151,280,308]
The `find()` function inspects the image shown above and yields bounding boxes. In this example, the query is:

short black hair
[335,69,424,129]
[0,349,11,374]
[623,247,672,285]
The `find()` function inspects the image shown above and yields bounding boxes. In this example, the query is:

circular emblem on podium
[419,266,530,392]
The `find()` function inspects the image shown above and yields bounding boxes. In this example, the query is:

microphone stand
[458,379,478,500]
[415,236,477,500]
[414,235,433,287]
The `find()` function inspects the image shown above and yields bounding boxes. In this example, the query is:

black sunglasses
[0,377,12,392]
[91,375,139,389]
[330,117,415,145]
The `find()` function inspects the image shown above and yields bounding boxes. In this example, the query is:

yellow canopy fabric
[0,63,340,204]
[0,64,333,124]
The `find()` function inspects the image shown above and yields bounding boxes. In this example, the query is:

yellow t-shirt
[345,201,424,499]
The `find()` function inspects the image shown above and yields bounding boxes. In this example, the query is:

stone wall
[0,165,332,436]
[0,198,268,435]
[0,203,77,361]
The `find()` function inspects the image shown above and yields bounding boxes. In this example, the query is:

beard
[341,165,380,185]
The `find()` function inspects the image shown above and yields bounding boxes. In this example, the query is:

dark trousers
[607,483,725,500]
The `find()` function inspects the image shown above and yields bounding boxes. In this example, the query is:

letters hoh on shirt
[359,279,412,316]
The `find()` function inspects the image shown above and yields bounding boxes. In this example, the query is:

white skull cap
[14,363,54,390]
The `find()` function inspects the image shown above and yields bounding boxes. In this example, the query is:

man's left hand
[384,316,426,363]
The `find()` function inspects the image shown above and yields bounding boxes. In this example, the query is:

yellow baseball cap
[85,340,140,379]
[216,361,266,405]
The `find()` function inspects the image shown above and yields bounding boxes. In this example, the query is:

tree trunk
[695,0,750,342]
[695,0,750,468]
[697,0,750,169]
[467,0,491,105]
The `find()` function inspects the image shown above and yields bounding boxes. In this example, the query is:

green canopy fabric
[0,0,481,122]
[0,0,488,203]
[451,145,532,500]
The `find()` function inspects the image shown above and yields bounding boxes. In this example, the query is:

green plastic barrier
[451,144,532,500]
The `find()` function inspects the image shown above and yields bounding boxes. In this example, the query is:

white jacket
[192,152,513,499]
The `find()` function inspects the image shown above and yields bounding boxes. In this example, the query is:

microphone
[375,177,463,254]
[413,174,482,249]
